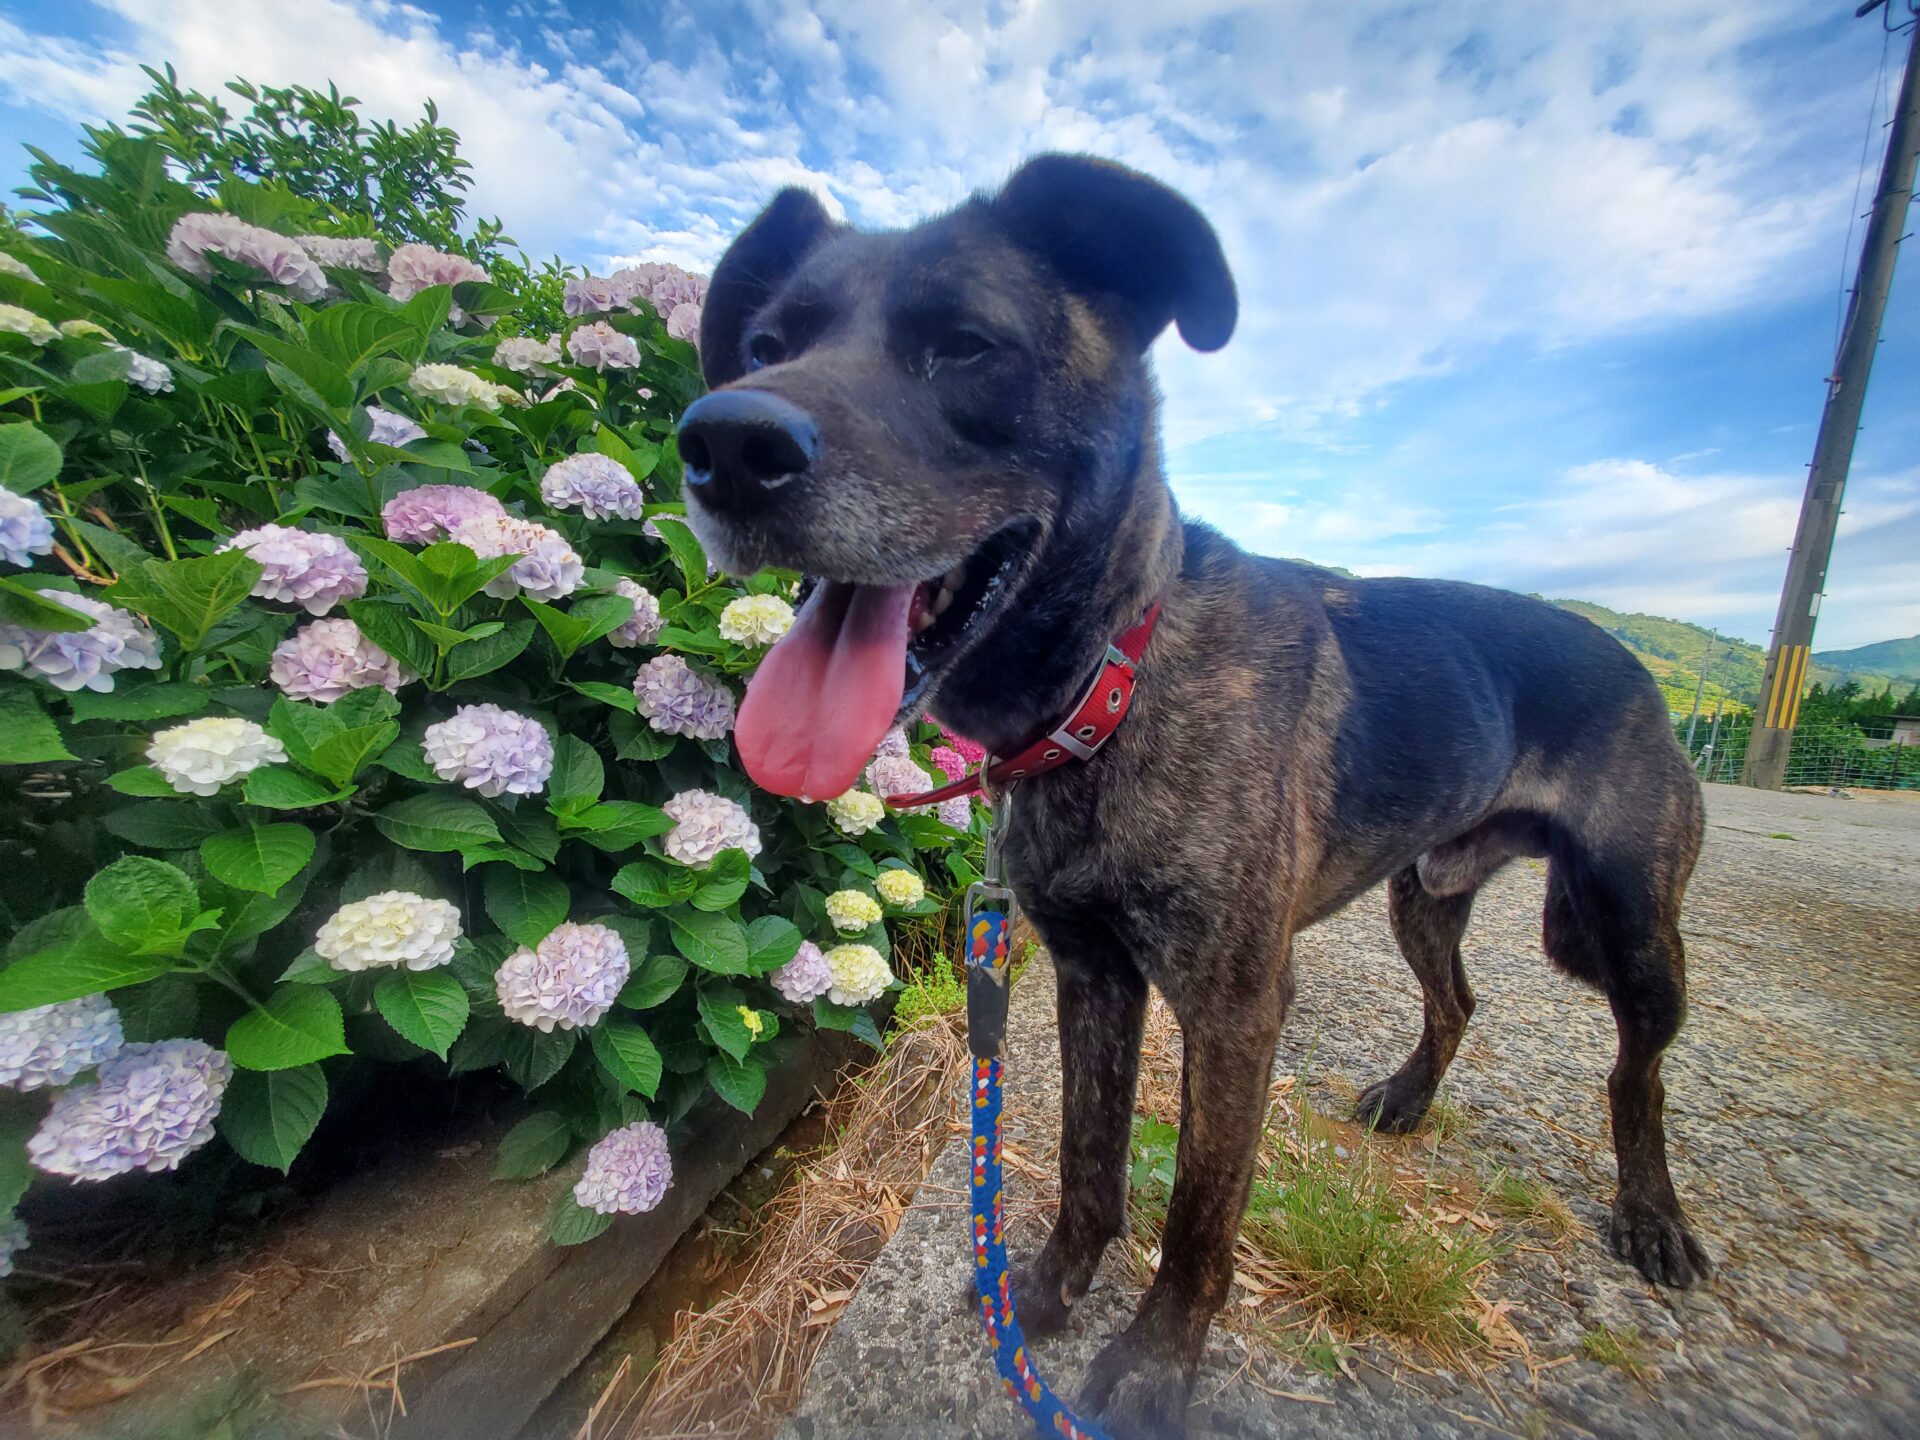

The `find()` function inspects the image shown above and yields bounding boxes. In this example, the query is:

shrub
[0,84,981,1252]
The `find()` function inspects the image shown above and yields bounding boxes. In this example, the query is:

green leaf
[243,767,351,809]
[618,952,688,1010]
[0,423,60,493]
[0,684,72,763]
[446,617,534,680]
[744,916,805,976]
[84,856,198,953]
[482,866,569,949]
[306,719,399,786]
[814,998,886,1049]
[610,711,675,761]
[219,1064,328,1173]
[0,578,91,632]
[494,1112,572,1179]
[101,801,227,850]
[105,551,262,650]
[697,988,755,1062]
[106,764,179,797]
[610,859,675,909]
[306,304,418,376]
[829,844,878,878]
[66,682,211,723]
[345,598,436,676]
[688,849,751,913]
[669,909,750,975]
[0,944,174,1012]
[502,1026,577,1090]
[569,680,637,712]
[649,517,709,591]
[0,1114,32,1212]
[239,326,355,415]
[374,970,470,1060]
[546,735,604,810]
[705,1051,767,1114]
[225,986,350,1071]
[591,1022,663,1097]
[114,972,201,1040]
[375,792,503,852]
[564,801,672,852]
[200,824,315,895]
[526,593,634,661]
[492,803,560,863]
[206,866,310,949]
[550,1190,614,1246]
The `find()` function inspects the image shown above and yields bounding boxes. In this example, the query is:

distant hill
[1549,600,1765,714]
[1814,635,1920,688]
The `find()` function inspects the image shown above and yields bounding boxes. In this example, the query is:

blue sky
[2,0,1915,650]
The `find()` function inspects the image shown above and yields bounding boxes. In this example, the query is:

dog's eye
[929,329,995,365]
[746,333,786,371]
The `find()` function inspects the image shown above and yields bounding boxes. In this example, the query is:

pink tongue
[736,582,916,800]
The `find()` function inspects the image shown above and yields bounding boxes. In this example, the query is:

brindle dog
[676,154,1710,1439]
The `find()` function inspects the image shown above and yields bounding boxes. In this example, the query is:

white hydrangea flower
[717,594,795,647]
[824,944,893,1006]
[606,578,662,647]
[408,363,503,411]
[0,1217,26,1278]
[0,995,124,1091]
[825,890,884,934]
[574,1121,672,1214]
[0,304,58,345]
[496,922,630,1032]
[662,789,761,867]
[494,334,562,374]
[121,349,173,394]
[0,253,40,284]
[0,490,55,567]
[874,869,926,908]
[826,789,887,836]
[147,716,287,796]
[316,891,462,972]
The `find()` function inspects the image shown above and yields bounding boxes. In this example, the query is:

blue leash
[964,884,1113,1440]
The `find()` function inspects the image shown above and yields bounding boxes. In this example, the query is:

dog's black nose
[677,390,818,511]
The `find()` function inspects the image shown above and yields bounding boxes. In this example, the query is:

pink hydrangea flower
[938,725,987,766]
[633,655,735,739]
[567,321,640,371]
[606,579,662,648]
[662,789,761,867]
[381,483,508,543]
[867,754,935,814]
[221,525,367,615]
[297,235,384,271]
[269,618,413,704]
[386,243,490,324]
[930,745,969,782]
[666,302,702,346]
[562,274,626,315]
[771,941,833,1004]
[574,1121,672,1214]
[540,453,646,520]
[447,515,584,601]
[166,213,328,301]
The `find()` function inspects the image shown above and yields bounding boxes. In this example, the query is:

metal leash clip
[962,788,1017,1060]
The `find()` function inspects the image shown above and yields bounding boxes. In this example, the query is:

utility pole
[1745,6,1920,788]
[1684,629,1718,754]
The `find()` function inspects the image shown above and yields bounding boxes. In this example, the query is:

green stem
[133,456,178,561]
[187,959,268,1014]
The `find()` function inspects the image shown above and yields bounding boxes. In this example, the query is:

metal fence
[1685,721,1920,791]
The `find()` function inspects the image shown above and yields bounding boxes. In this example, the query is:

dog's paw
[1080,1328,1193,1440]
[1354,1076,1430,1134]
[1609,1196,1711,1289]
[1008,1260,1076,1339]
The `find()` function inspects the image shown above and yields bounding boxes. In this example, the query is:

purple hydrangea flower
[662,789,762,867]
[28,1039,232,1181]
[386,243,490,324]
[221,524,368,615]
[562,274,626,316]
[938,795,974,831]
[0,995,124,1091]
[446,515,584,601]
[0,490,55,567]
[328,404,427,462]
[0,592,162,693]
[873,728,910,760]
[424,704,554,797]
[122,351,173,394]
[633,655,735,739]
[269,617,413,704]
[165,213,327,302]
[771,941,833,1004]
[606,579,662,648]
[566,321,640,371]
[380,483,508,543]
[496,922,631,1032]
[540,453,646,520]
[867,754,935,814]
[574,1120,672,1214]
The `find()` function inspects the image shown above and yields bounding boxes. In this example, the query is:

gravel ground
[790,783,1920,1439]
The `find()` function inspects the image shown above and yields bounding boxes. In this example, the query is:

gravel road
[791,783,1920,1439]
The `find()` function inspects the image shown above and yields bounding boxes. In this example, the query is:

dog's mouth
[735,519,1037,800]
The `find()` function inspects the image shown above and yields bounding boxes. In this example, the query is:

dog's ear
[699,187,838,387]
[989,154,1236,353]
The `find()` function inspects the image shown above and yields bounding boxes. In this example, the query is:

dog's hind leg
[1355,863,1477,1133]
[1544,819,1711,1289]
[1010,945,1149,1338]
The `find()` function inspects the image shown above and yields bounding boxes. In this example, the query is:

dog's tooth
[944,563,967,590]
[932,586,954,615]
[911,608,936,633]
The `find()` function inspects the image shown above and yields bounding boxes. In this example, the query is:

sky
[0,0,1916,651]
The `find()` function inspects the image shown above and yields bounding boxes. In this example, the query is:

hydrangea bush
[0,98,984,1255]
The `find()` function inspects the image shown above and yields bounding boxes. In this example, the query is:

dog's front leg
[1081,959,1289,1440]
[1012,946,1149,1336]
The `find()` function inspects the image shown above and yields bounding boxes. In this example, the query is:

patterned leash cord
[964,801,1113,1440]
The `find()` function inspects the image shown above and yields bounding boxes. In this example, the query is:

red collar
[886,600,1163,808]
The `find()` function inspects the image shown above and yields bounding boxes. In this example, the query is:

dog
[676,154,1710,1439]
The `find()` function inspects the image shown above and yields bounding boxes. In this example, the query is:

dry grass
[597,1010,970,1440]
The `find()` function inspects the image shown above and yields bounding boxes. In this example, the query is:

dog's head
[678,154,1235,799]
